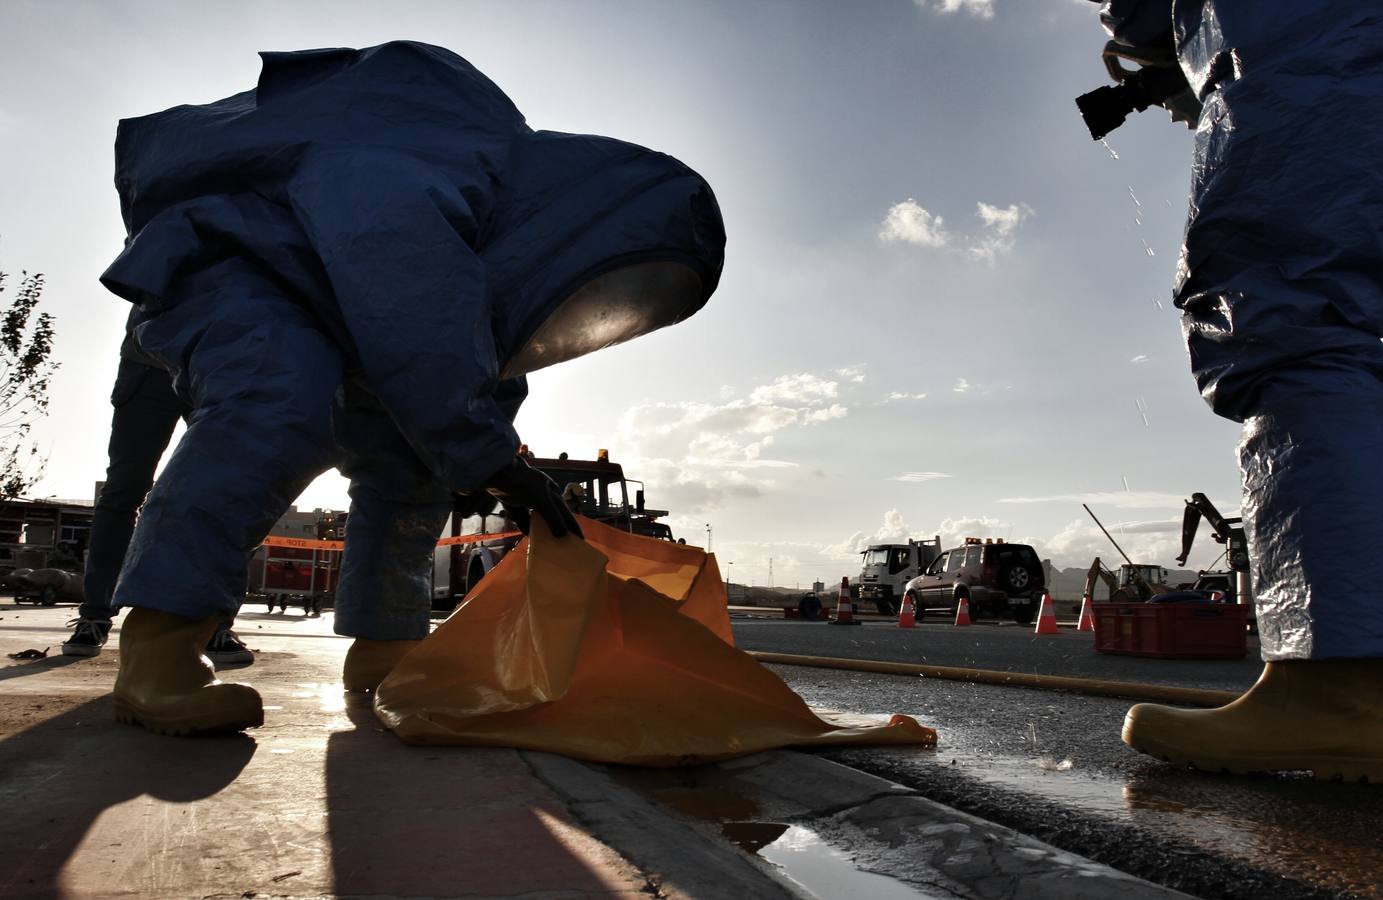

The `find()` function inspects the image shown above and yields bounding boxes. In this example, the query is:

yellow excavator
[1082,556,1173,603]
[1081,504,1174,602]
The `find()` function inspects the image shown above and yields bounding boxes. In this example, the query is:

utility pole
[705,523,712,553]
[768,557,773,588]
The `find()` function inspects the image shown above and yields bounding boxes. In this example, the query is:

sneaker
[62,618,112,657]
[205,625,255,666]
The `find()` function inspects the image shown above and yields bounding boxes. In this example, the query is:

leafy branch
[0,270,58,501]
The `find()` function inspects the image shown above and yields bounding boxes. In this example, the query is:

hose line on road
[749,651,1243,708]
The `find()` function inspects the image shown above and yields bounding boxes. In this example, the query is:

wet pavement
[2,601,1203,900]
[755,653,1383,899]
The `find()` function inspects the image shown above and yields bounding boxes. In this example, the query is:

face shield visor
[499,260,703,379]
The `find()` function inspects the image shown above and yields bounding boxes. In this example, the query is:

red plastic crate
[1093,601,1248,659]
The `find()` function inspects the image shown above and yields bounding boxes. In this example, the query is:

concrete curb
[529,748,1197,900]
[523,751,804,899]
[722,751,1198,899]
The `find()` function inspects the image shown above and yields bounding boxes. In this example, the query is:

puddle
[617,771,940,899]
[758,825,945,900]
[720,820,788,853]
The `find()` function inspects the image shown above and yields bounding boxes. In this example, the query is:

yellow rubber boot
[113,607,263,735]
[343,638,422,692]
[1123,659,1383,781]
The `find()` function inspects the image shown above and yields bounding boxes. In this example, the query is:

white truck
[858,537,942,615]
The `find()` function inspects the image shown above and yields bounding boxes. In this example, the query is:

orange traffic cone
[897,592,916,629]
[953,594,972,627]
[1034,591,1059,635]
[1076,593,1095,632]
[830,577,860,626]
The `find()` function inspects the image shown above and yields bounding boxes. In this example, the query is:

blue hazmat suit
[100,42,725,640]
[1097,2,1383,659]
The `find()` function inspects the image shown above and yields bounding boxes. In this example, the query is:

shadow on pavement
[0,696,255,899]
[325,699,623,896]
[0,654,82,683]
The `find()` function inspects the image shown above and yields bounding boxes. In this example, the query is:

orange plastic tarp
[374,518,936,765]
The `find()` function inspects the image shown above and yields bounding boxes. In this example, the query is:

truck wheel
[799,594,822,620]
[874,598,897,616]
[40,586,57,607]
[1012,604,1034,626]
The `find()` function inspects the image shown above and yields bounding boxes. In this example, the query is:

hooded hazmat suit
[100,42,725,640]
[1097,2,1383,660]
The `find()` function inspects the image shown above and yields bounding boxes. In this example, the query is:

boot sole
[205,652,256,667]
[61,645,103,658]
[1124,734,1383,783]
[113,697,263,736]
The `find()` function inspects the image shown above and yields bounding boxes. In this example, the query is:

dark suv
[902,539,1044,624]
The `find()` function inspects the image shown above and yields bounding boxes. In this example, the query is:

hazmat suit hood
[101,41,725,490]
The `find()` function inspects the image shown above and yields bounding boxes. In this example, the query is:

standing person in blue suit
[1087,1,1383,780]
[101,41,725,736]
[62,332,253,666]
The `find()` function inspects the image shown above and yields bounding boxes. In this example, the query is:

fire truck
[251,510,345,614]
[430,450,674,610]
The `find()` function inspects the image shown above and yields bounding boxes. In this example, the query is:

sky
[0,0,1246,585]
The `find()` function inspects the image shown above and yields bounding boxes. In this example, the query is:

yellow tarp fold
[374,518,936,765]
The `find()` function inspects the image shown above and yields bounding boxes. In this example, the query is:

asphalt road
[734,617,1383,900]
[732,613,1263,692]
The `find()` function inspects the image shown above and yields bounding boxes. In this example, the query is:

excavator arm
[1178,492,1249,572]
[1083,557,1118,600]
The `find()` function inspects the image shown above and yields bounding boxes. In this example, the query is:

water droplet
[1127,186,1142,207]
[1100,139,1121,160]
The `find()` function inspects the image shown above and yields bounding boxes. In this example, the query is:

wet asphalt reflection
[780,664,1383,900]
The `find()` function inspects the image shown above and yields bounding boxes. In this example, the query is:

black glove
[452,491,499,519]
[484,455,583,539]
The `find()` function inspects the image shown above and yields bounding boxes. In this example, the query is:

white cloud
[803,404,849,423]
[824,509,918,557]
[952,377,971,393]
[879,199,951,247]
[976,201,1026,233]
[613,368,860,515]
[997,490,1189,510]
[1130,354,1150,364]
[834,364,868,384]
[881,199,1033,263]
[969,202,1034,263]
[918,0,994,19]
[930,515,1010,547]
[891,472,952,482]
[1038,518,1200,570]
[748,372,840,405]
[881,391,927,403]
